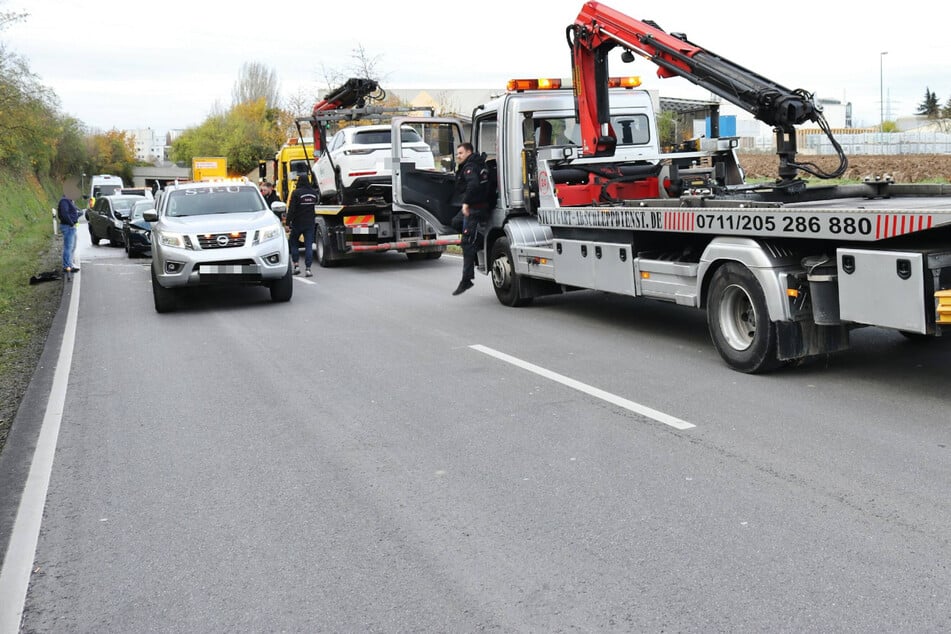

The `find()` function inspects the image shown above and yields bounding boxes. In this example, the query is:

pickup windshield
[165,186,265,217]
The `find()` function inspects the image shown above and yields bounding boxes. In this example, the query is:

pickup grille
[198,232,247,249]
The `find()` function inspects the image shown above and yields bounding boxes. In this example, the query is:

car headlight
[157,232,189,249]
[259,226,282,243]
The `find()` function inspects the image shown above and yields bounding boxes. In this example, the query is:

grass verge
[0,169,64,454]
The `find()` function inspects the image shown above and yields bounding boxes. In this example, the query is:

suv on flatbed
[144,179,291,313]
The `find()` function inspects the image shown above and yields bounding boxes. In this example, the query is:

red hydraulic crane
[567,1,846,184]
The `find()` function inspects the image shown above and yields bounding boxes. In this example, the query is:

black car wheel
[269,263,294,302]
[89,223,100,246]
[151,266,177,313]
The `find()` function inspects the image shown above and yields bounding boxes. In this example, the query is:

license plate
[199,265,260,274]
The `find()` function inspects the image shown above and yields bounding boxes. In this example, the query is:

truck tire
[151,266,178,313]
[707,262,781,373]
[315,219,339,268]
[490,236,533,307]
[269,263,294,302]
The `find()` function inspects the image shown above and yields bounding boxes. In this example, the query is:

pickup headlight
[157,232,190,249]
[259,226,282,243]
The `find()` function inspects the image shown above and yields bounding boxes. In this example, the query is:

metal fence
[804,131,951,155]
[736,130,951,155]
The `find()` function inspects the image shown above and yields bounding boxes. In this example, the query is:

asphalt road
[1,223,950,632]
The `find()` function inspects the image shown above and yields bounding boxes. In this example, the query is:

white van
[86,174,125,209]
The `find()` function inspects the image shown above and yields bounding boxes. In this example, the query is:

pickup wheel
[151,266,178,313]
[315,219,339,268]
[707,262,781,373]
[490,236,532,307]
[269,262,294,302]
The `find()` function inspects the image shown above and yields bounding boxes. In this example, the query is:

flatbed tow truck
[384,1,951,372]
[292,79,461,266]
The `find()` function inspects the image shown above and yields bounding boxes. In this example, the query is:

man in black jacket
[286,175,318,277]
[450,142,490,296]
[260,181,281,217]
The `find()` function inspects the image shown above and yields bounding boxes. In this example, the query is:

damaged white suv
[144,179,291,313]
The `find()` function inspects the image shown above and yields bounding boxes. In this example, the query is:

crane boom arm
[311,78,381,116]
[568,1,846,182]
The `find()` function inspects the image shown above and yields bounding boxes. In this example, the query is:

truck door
[391,116,466,234]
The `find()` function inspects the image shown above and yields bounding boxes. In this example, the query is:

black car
[88,195,142,246]
[123,199,154,257]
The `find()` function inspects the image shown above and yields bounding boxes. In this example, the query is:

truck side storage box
[837,248,927,333]
[554,239,636,296]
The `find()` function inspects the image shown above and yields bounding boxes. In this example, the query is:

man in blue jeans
[57,193,81,272]
[286,174,318,277]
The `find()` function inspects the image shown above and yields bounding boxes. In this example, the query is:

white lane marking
[470,344,695,430]
[0,274,81,632]
[294,277,317,286]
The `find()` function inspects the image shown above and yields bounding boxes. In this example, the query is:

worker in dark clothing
[286,174,318,277]
[450,142,491,296]
[260,181,281,216]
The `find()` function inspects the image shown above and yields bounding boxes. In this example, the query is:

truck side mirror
[258,161,267,179]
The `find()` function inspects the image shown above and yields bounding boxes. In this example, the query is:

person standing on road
[450,142,491,296]
[286,174,318,277]
[57,193,81,273]
[260,181,282,219]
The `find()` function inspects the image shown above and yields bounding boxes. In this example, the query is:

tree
[86,130,136,184]
[942,96,951,120]
[0,44,60,173]
[318,43,388,93]
[171,98,284,175]
[50,115,87,179]
[0,4,27,31]
[916,87,940,118]
[232,62,280,110]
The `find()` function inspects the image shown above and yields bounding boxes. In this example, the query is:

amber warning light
[507,77,640,91]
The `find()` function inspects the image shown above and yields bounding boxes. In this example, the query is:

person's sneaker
[305,269,313,277]
[293,264,300,275]
[452,280,474,296]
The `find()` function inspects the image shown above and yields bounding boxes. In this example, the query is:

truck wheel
[406,252,428,261]
[315,220,338,268]
[425,251,442,260]
[151,266,178,313]
[269,263,294,302]
[89,224,100,246]
[490,236,533,307]
[707,262,781,373]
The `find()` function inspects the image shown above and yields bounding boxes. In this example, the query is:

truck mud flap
[776,320,850,360]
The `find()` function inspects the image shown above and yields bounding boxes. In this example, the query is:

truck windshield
[93,185,122,197]
[533,113,650,147]
[165,187,266,217]
[289,160,310,178]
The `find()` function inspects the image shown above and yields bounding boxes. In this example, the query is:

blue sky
[3,0,948,132]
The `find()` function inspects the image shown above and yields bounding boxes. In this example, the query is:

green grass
[0,168,63,448]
